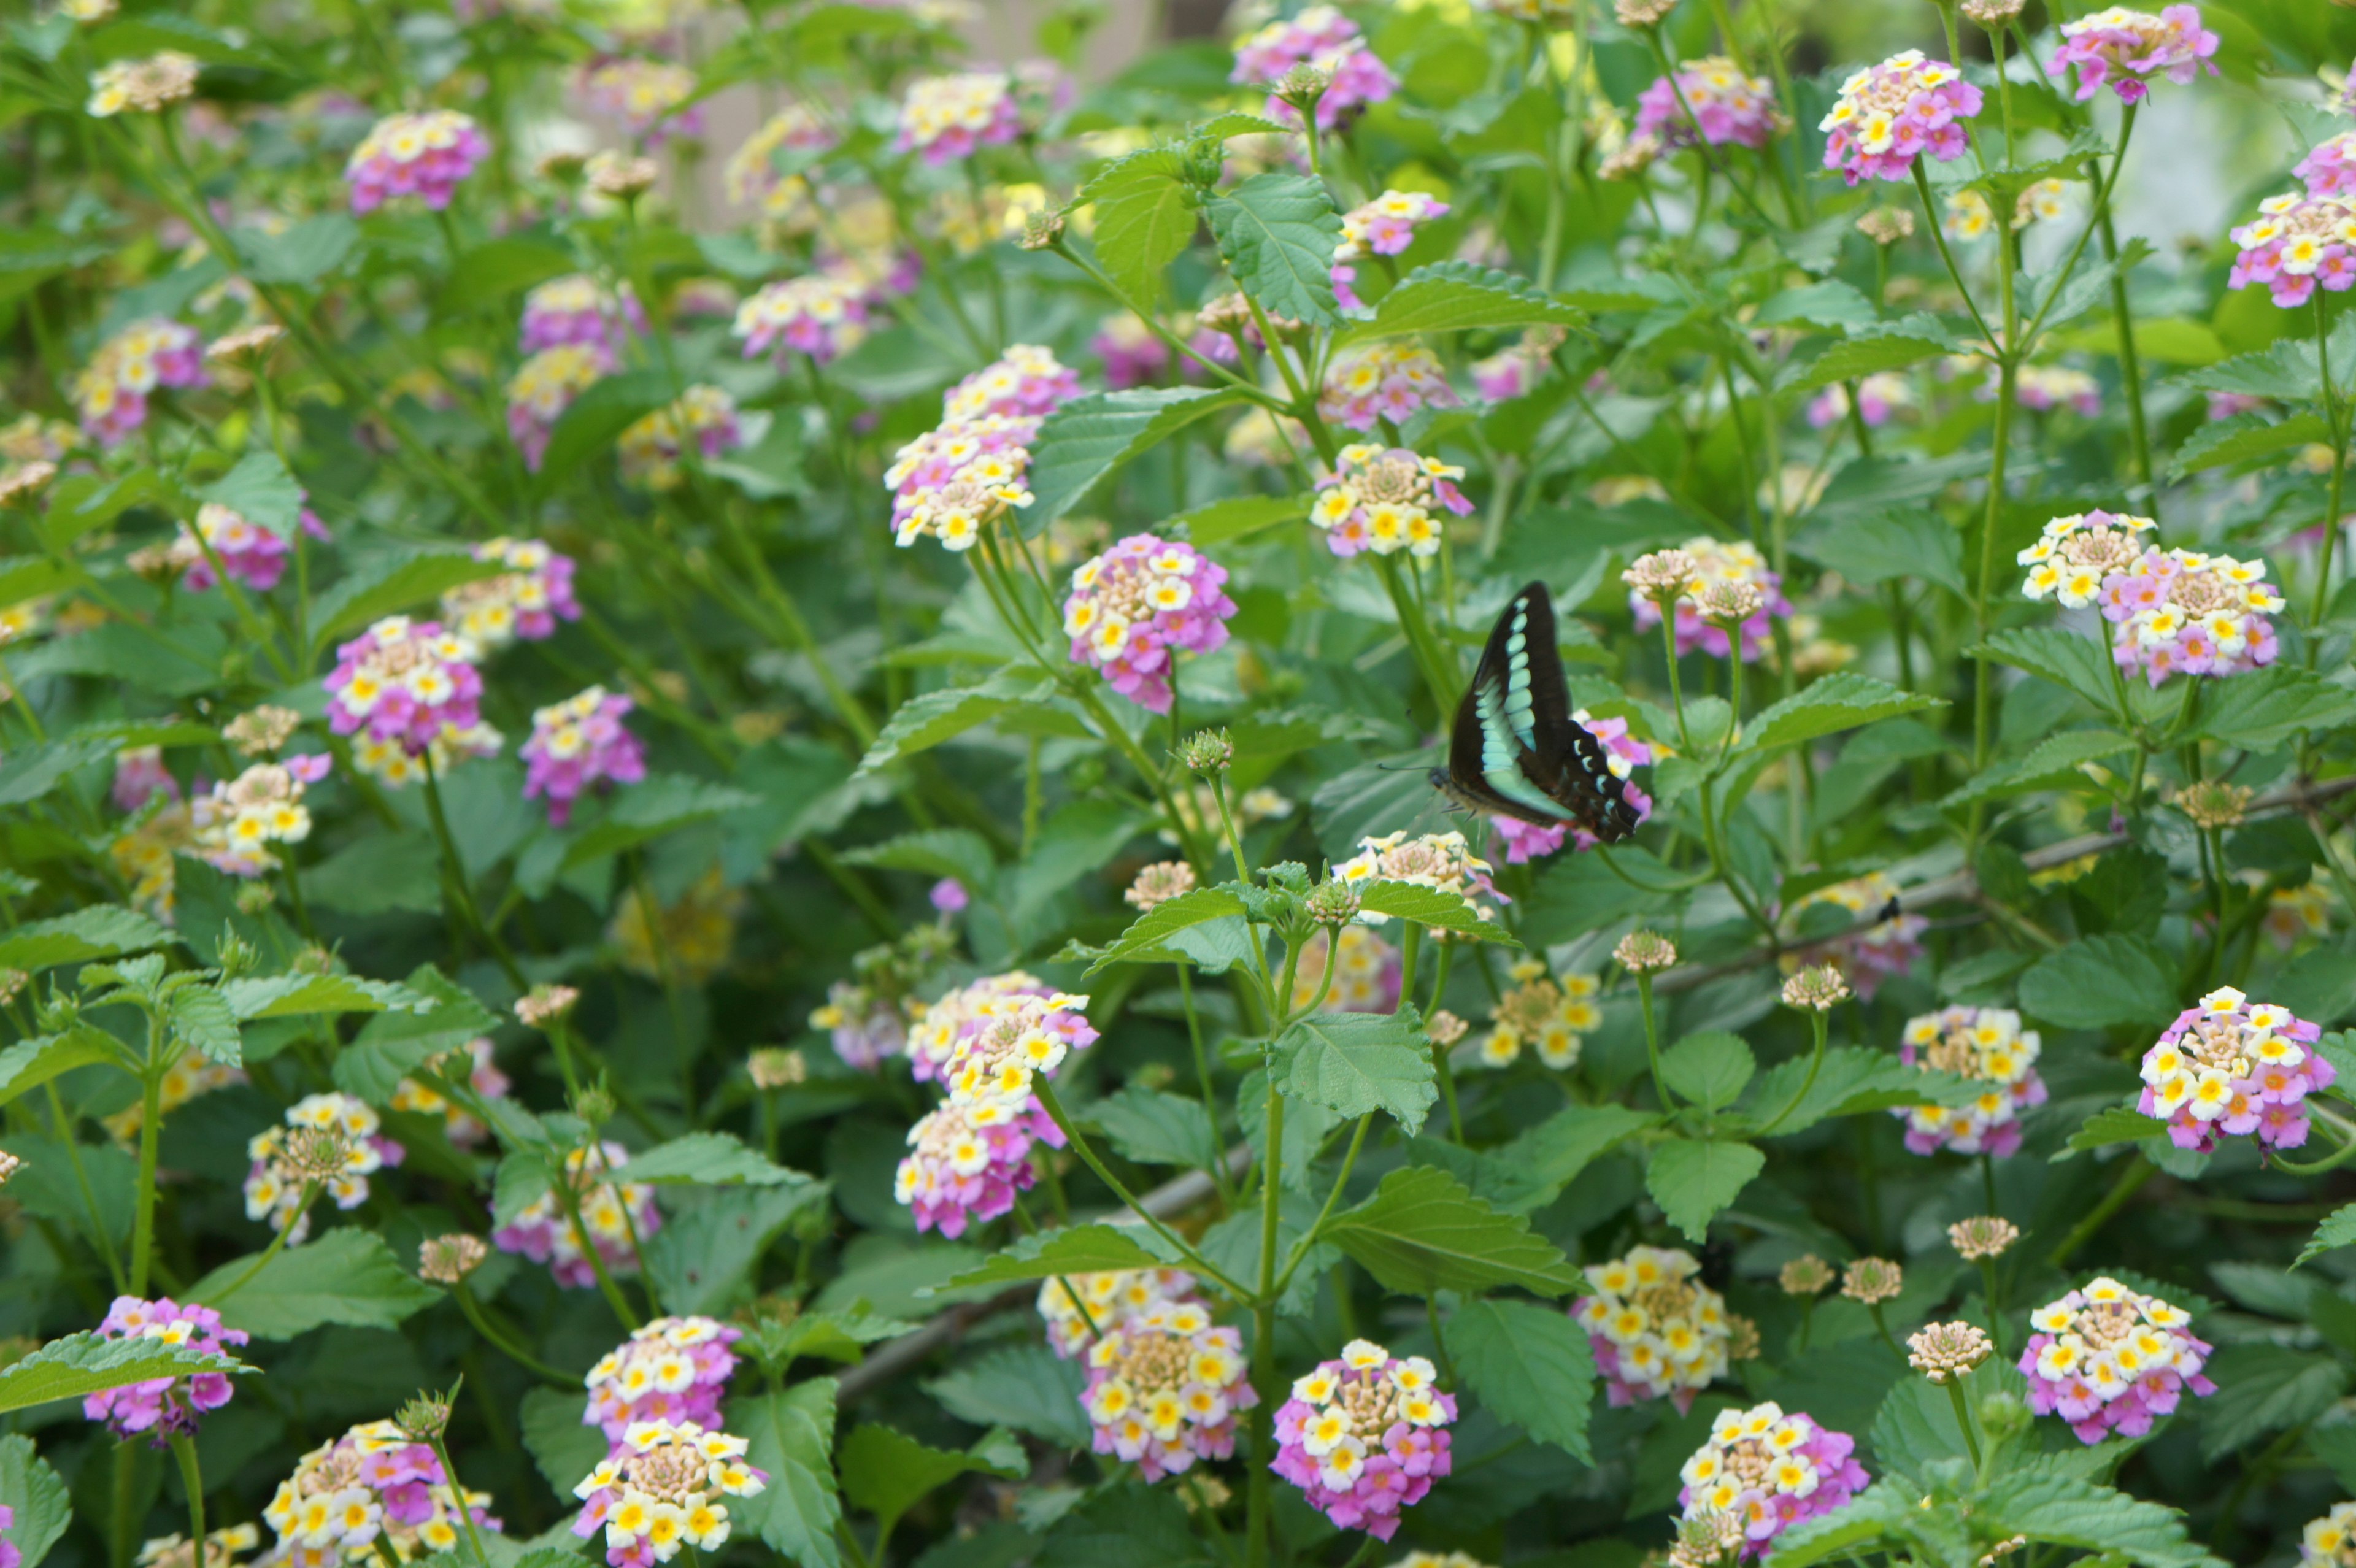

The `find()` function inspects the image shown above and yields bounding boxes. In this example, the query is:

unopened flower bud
[1614,930,1677,973]
[586,150,659,198]
[1427,1008,1468,1046]
[515,983,579,1028]
[1669,1508,1747,1568]
[1908,1320,1993,1383]
[2174,779,2252,831]
[418,1233,489,1283]
[1841,1256,1903,1305]
[234,882,276,915]
[1856,206,1917,245]
[1976,1391,2031,1443]
[1125,860,1198,911]
[1960,0,2025,24]
[1276,63,1331,112]
[1948,1215,2020,1261]
[748,1047,807,1090]
[1782,963,1852,1012]
[1179,729,1233,775]
[1779,1254,1834,1296]
[1698,578,1765,628]
[0,1150,21,1188]
[1622,548,1698,605]
[572,1085,616,1128]
[0,462,56,507]
[1018,210,1066,251]
[213,931,260,978]
[395,1388,454,1442]
[1306,878,1362,928]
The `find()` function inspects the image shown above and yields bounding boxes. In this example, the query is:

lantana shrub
[15,2,2356,1567]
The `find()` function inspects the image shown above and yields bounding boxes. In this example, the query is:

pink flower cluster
[1310,444,1473,559]
[2099,544,2284,686]
[571,1419,763,1568]
[493,1142,665,1290]
[2227,191,2356,307]
[1231,5,1398,131]
[265,1420,502,1563]
[1037,1268,1200,1358]
[1091,314,1170,389]
[1895,1005,2047,1157]
[895,72,1022,163]
[0,1507,14,1568]
[1319,342,1461,431]
[1630,537,1792,661]
[1818,52,1981,185]
[1636,57,1784,150]
[114,747,178,812]
[73,319,206,448]
[1489,710,1653,862]
[2296,133,2356,199]
[893,1099,1063,1237]
[324,616,487,759]
[82,1296,248,1443]
[1272,1339,1456,1540]
[1806,372,1911,430]
[733,275,874,366]
[523,686,647,826]
[1472,332,1557,401]
[883,414,1037,550]
[2049,6,2219,104]
[2021,1277,2215,1445]
[1677,1402,1868,1558]
[507,344,610,470]
[175,504,328,593]
[579,58,702,145]
[583,1317,744,1443]
[1083,1297,1256,1480]
[445,536,582,648]
[345,110,490,213]
[521,275,644,354]
[945,344,1083,421]
[2137,987,2330,1152]
[1332,191,1449,309]
[1061,534,1236,714]
[1573,1247,1734,1412]
[810,980,907,1071]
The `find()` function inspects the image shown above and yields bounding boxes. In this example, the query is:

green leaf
[2167,410,2328,479]
[1340,261,1585,343]
[647,1183,832,1316]
[236,213,355,285]
[855,671,1058,777]
[562,774,761,867]
[303,832,442,917]
[925,1347,1089,1448]
[1791,509,1965,599]
[0,906,175,970]
[739,1309,917,1373]
[729,1382,842,1568]
[2299,1202,2356,1267]
[1971,627,2123,716]
[840,1424,1022,1543]
[2057,1107,2170,1159]
[167,984,241,1067]
[1940,729,2137,808]
[1790,317,1957,390]
[618,1132,808,1186]
[0,1332,246,1416]
[2198,1345,2349,1461]
[1174,492,1312,546]
[1087,887,1252,974]
[1742,1047,1976,1139]
[1080,150,1196,309]
[309,547,506,653]
[1271,1007,1439,1134]
[1353,880,1518,942]
[1323,1166,1579,1297]
[939,1224,1179,1293]
[1741,674,1943,753]
[520,1385,607,1497]
[2018,935,2178,1030]
[1203,172,1342,326]
[2193,666,2356,753]
[1662,1030,1755,1111]
[0,1435,69,1568]
[0,1029,120,1110]
[1977,1473,2223,1568]
[188,1228,440,1339]
[221,972,426,1022]
[840,828,997,891]
[1037,1483,1206,1568]
[333,965,501,1105]
[1644,1137,1765,1243]
[1479,1103,1657,1211]
[1087,1085,1217,1171]
[198,450,306,539]
[2174,336,2322,401]
[1442,1299,1596,1462]
[535,370,672,490]
[438,237,578,315]
[0,557,72,610]
[1023,388,1244,528]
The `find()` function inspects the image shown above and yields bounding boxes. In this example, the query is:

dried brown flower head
[586,150,660,198]
[0,461,57,507]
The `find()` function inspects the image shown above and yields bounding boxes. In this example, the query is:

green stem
[1275,1113,1368,1296]
[1244,1061,1285,1568]
[169,1434,204,1564]
[451,1280,576,1384]
[207,1182,319,1304]
[421,755,528,993]
[1634,971,1675,1113]
[128,1023,166,1296]
[1944,1376,1984,1473]
[552,1170,644,1331]
[1030,1079,1250,1297]
[2317,292,2347,634]
[2046,1153,2155,1269]
[1177,962,1233,1205]
[427,1431,493,1568]
[1755,1010,1830,1135]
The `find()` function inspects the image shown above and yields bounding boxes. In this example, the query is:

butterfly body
[1433,582,1640,845]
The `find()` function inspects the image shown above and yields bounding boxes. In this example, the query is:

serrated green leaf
[333,965,500,1106]
[938,1225,1179,1293]
[1339,261,1585,343]
[1081,150,1196,310]
[855,671,1058,777]
[1645,1137,1765,1242]
[2167,410,2328,479]
[1977,1472,2223,1568]
[2300,1202,2356,1267]
[839,828,997,891]
[1971,626,2124,717]
[1087,886,1252,974]
[0,1029,120,1110]
[561,774,761,867]
[188,1228,439,1339]
[1742,673,1944,752]
[841,1424,1022,1544]
[926,1345,1088,1447]
[729,1383,842,1568]
[618,1132,808,1186]
[1204,172,1341,326]
[0,1434,69,1568]
[1323,1166,1579,1297]
[1023,388,1244,529]
[220,972,427,1022]
[2194,666,2356,753]
[0,906,175,970]
[309,548,505,653]
[2056,1106,2170,1159]
[2197,1343,2347,1461]
[520,1385,607,1498]
[0,1332,247,1416]
[1353,879,1519,942]
[1789,318,1955,390]
[198,450,306,539]
[1271,1007,1439,1134]
[2018,935,2177,1030]
[1662,1031,1754,1112]
[1442,1299,1596,1462]
[1086,1085,1217,1170]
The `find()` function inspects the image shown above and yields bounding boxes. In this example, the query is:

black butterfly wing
[1442,582,1641,844]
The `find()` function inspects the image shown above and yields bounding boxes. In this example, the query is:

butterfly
[1427,580,1641,845]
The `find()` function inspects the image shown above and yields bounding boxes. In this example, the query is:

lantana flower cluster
[893,1098,1062,1237]
[1895,1006,2047,1156]
[936,985,1098,1115]
[1082,1297,1257,1480]
[1273,1339,1456,1540]
[190,755,332,877]
[895,71,1021,163]
[1231,6,1396,129]
[1471,326,1565,402]
[572,1420,765,1568]
[724,106,837,217]
[523,686,647,825]
[904,972,1098,1086]
[493,1142,664,1289]
[1573,1246,1733,1412]
[1627,538,1791,661]
[1636,58,1785,150]
[617,386,743,490]
[1334,831,1502,936]
[444,537,582,649]
[1319,344,1461,432]
[1311,445,1473,558]
[169,504,327,593]
[345,110,489,213]
[733,275,875,366]
[583,1317,745,1442]
[2077,539,2284,687]
[579,58,701,145]
[1473,961,1601,1070]
[507,345,612,470]
[83,1297,248,1443]
[244,1093,400,1242]
[74,318,205,447]
[324,617,498,787]
[2018,509,2155,609]
[945,344,1083,421]
[1331,191,1449,310]
[2295,132,2356,200]
[2138,987,2330,1151]
[1676,1402,1869,1558]
[2049,6,2220,103]
[2301,1504,2356,1567]
[2227,190,2356,307]
[1061,534,1237,713]
[521,276,644,354]
[264,1420,501,1564]
[1037,1268,1200,1358]
[2021,1277,2215,1443]
[1819,52,1982,185]
[884,414,1038,550]
[1806,373,1913,431]
[1488,710,1655,863]
[1786,872,1926,999]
